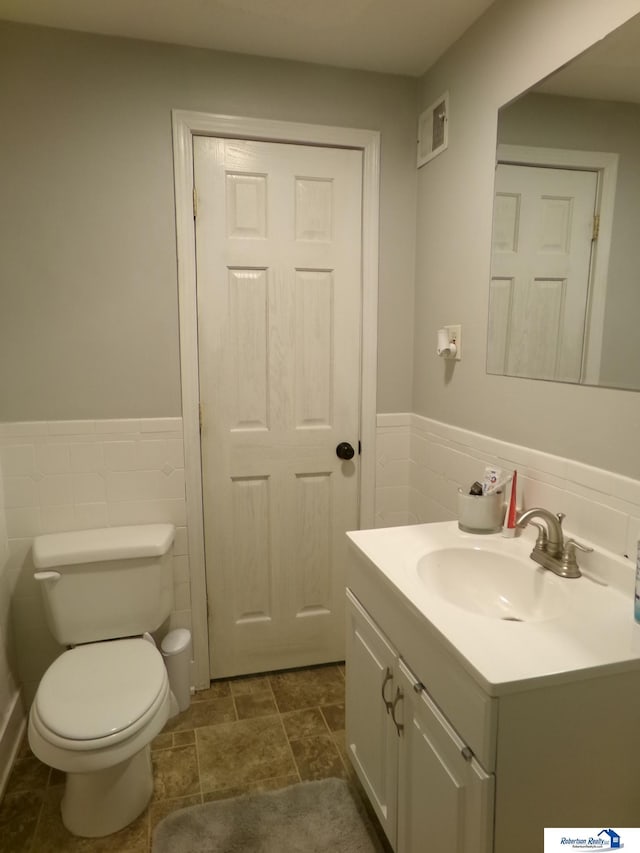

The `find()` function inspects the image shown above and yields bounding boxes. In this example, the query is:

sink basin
[416,546,568,622]
[347,520,637,691]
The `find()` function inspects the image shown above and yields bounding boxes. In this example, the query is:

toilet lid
[35,638,167,741]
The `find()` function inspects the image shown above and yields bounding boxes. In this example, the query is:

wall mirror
[487,13,640,391]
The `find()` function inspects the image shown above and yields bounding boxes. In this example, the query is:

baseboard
[0,690,26,799]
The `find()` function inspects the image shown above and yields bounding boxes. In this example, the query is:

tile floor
[0,663,391,853]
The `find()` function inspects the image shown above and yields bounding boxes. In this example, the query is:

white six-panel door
[194,137,363,678]
[488,163,598,382]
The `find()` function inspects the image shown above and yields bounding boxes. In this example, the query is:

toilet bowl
[29,637,172,837]
[27,524,177,838]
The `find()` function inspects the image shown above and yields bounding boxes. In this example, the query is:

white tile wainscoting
[376,413,640,562]
[0,418,192,708]
[1,411,639,781]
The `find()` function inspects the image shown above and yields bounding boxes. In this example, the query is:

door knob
[336,442,355,460]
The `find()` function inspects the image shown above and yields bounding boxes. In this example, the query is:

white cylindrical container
[457,489,504,534]
[161,629,192,712]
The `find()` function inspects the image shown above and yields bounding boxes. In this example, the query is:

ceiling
[537,12,640,103]
[0,0,496,77]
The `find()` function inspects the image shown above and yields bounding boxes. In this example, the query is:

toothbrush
[502,470,518,537]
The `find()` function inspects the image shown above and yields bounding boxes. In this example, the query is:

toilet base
[61,745,153,837]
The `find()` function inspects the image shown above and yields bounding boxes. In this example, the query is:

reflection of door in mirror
[487,10,640,392]
[488,163,597,382]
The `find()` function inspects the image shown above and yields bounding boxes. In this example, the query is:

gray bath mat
[152,777,384,852]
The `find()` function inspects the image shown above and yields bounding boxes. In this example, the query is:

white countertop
[347,521,640,694]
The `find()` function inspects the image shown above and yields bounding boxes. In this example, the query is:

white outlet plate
[444,324,462,360]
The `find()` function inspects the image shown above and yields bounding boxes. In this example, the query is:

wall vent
[417,92,449,168]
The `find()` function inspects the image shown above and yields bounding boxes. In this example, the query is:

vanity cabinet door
[345,590,399,846]
[397,661,494,853]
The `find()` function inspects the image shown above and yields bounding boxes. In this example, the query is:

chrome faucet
[516,508,592,578]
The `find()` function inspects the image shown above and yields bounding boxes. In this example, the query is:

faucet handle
[556,512,566,529]
[528,521,548,552]
[561,538,593,576]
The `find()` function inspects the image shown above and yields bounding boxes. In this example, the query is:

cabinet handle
[461,746,474,762]
[391,687,404,736]
[381,667,393,713]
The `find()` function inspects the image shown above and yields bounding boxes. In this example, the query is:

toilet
[28,523,176,838]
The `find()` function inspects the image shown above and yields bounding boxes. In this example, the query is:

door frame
[496,144,618,385]
[172,110,380,688]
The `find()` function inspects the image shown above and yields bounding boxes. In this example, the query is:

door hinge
[193,186,198,219]
[592,213,600,241]
[199,402,203,433]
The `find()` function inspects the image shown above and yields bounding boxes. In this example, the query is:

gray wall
[0,21,418,420]
[413,0,640,479]
[498,92,640,390]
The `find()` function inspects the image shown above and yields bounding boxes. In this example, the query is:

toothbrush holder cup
[457,489,504,534]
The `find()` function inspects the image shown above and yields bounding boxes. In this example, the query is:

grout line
[146,794,152,853]
[264,672,281,712]
[277,711,303,784]
[183,692,205,805]
[193,727,204,804]
[230,692,240,722]
[318,706,333,736]
[27,790,47,853]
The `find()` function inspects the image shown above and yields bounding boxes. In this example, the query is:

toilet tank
[32,524,175,646]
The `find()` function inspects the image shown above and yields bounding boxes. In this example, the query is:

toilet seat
[33,638,168,749]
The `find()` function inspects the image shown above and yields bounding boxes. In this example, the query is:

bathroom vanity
[345,522,640,853]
